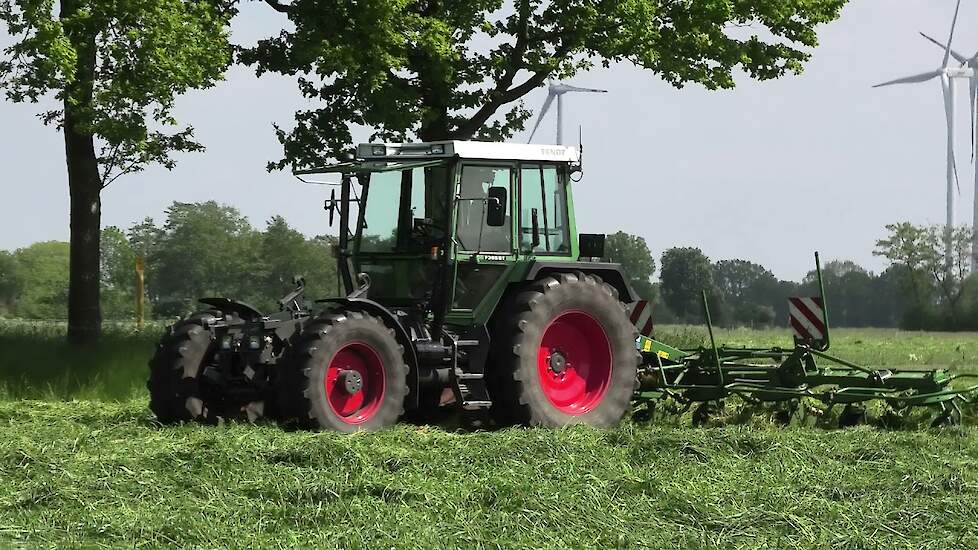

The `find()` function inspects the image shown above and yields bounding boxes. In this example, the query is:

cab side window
[456,164,512,252]
[519,164,569,254]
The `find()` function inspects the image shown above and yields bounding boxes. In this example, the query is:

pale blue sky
[1,1,975,281]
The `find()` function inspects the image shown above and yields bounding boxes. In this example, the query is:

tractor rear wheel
[147,311,221,424]
[489,272,639,427]
[276,310,408,432]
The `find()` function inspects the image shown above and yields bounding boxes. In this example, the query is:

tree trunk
[65,110,102,345]
[62,0,102,346]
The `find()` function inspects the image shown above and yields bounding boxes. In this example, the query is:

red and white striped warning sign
[628,300,655,338]
[789,296,827,342]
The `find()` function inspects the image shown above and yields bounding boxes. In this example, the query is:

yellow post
[135,256,145,330]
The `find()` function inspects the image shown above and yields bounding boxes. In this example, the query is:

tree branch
[454,40,573,139]
[263,0,294,14]
[495,0,531,94]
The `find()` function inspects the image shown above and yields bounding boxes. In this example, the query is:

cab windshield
[353,161,450,255]
[348,160,450,303]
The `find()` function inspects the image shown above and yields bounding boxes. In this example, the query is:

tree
[602,231,655,300]
[800,260,874,327]
[11,241,70,319]
[100,226,136,319]
[713,259,782,326]
[660,247,715,322]
[149,201,261,316]
[0,250,20,315]
[259,216,338,305]
[0,0,233,344]
[241,0,846,168]
[874,222,972,329]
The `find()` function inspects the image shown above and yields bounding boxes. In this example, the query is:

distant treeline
[0,203,970,330]
[0,202,338,320]
[604,234,902,329]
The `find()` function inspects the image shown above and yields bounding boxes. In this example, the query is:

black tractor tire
[276,310,409,432]
[147,311,221,424]
[489,272,640,428]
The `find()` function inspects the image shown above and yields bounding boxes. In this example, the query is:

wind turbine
[874,0,972,267]
[527,82,607,145]
[920,31,978,270]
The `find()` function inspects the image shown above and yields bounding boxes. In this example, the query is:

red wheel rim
[324,342,386,424]
[536,310,613,415]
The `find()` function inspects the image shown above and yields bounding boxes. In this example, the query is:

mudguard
[198,297,264,321]
[526,262,637,303]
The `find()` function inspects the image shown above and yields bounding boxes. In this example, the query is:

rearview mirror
[487,187,507,227]
[324,189,337,227]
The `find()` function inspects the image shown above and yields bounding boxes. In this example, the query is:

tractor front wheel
[276,310,408,432]
[490,273,639,427]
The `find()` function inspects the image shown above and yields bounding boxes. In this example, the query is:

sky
[1,1,977,282]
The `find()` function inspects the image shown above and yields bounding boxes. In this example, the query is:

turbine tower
[874,0,972,267]
[921,31,978,270]
[527,82,607,145]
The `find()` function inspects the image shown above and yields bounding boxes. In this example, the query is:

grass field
[3,321,978,548]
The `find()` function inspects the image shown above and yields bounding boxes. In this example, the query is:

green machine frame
[633,254,978,426]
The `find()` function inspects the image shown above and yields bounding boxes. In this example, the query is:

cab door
[446,162,518,325]
[517,163,573,257]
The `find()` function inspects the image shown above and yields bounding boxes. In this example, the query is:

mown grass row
[1,399,976,548]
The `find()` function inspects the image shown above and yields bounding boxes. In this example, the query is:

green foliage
[799,260,897,329]
[260,216,339,305]
[1,205,339,321]
[713,259,786,326]
[241,0,846,168]
[0,0,233,182]
[146,201,262,315]
[0,250,20,315]
[100,226,137,320]
[9,241,69,319]
[601,231,655,300]
[660,246,715,322]
[136,202,338,316]
[875,222,975,330]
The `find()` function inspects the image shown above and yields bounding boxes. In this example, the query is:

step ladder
[449,335,492,410]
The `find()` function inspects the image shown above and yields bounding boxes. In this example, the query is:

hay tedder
[632,254,978,428]
[148,141,978,430]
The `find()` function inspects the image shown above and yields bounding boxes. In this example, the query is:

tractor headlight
[429,144,444,155]
[249,336,261,350]
[371,145,387,156]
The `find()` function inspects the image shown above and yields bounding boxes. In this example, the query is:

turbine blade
[971,77,977,162]
[920,31,969,64]
[944,0,962,68]
[873,70,942,87]
[527,92,556,143]
[561,84,608,93]
[954,149,961,194]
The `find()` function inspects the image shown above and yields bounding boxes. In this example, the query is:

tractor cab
[298,141,593,328]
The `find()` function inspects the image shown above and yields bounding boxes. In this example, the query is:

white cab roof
[357,141,580,164]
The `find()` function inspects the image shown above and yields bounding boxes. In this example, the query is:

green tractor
[148,141,641,431]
